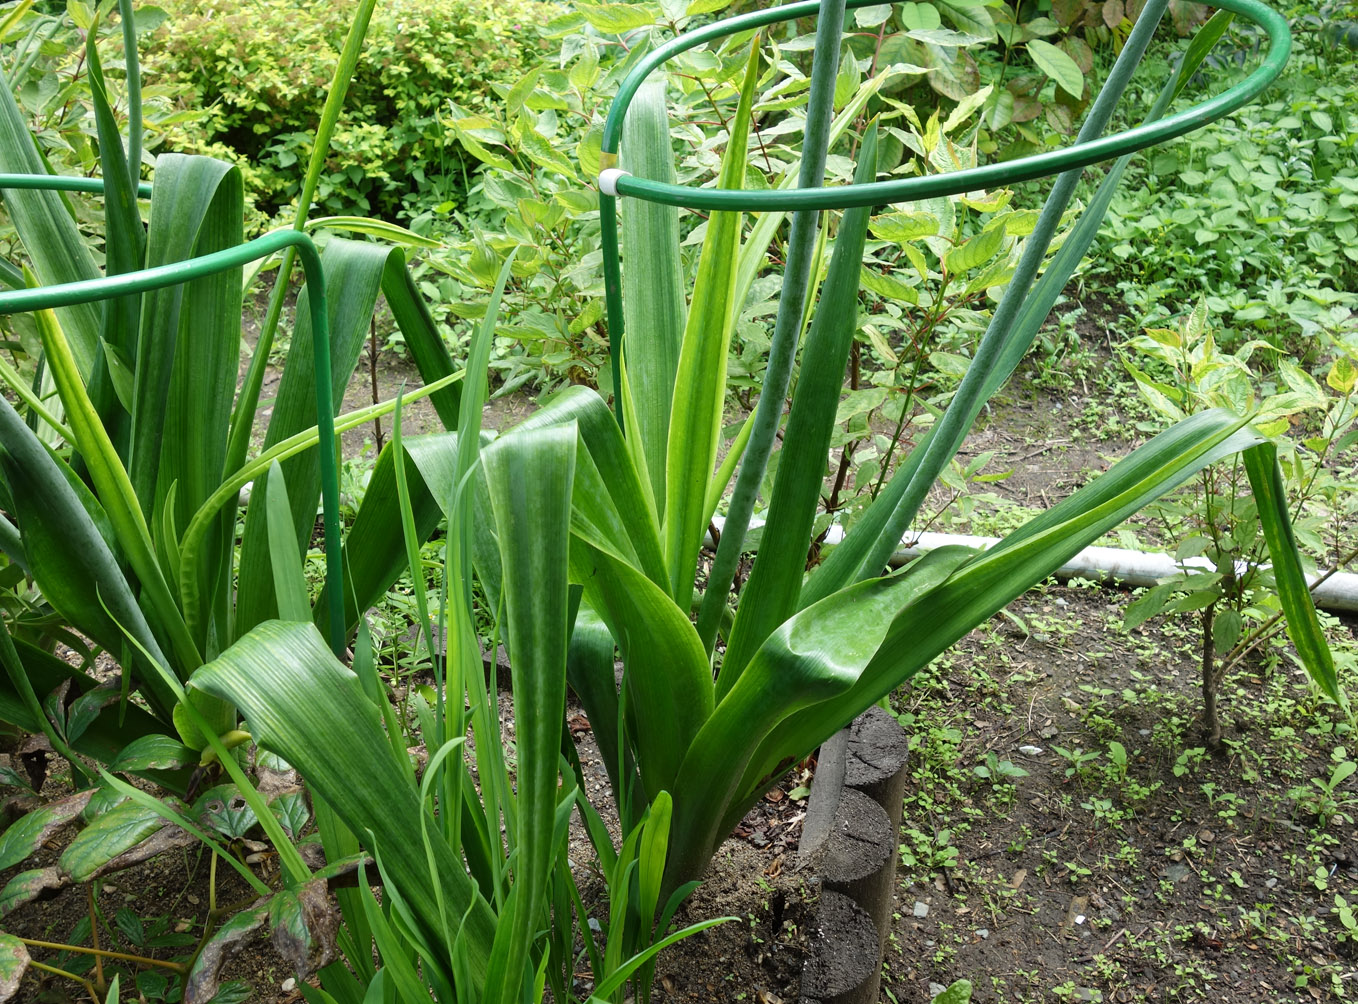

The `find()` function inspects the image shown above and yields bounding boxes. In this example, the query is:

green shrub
[143,0,557,219]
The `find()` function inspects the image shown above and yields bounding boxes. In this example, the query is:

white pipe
[707,519,1358,613]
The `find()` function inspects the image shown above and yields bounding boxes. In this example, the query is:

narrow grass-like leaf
[662,41,760,603]
[719,123,878,687]
[695,2,850,658]
[621,78,685,512]
[0,66,102,373]
[265,461,310,623]
[1242,443,1340,704]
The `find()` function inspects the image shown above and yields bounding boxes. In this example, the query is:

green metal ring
[600,0,1288,210]
[0,204,347,657]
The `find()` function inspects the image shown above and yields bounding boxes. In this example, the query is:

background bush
[143,0,558,220]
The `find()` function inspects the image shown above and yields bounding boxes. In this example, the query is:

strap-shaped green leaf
[569,538,712,800]
[480,424,575,1004]
[1243,443,1340,705]
[514,385,665,587]
[719,123,879,688]
[724,410,1265,842]
[235,238,391,636]
[620,78,685,513]
[665,545,971,890]
[265,461,310,623]
[662,42,760,603]
[191,620,497,988]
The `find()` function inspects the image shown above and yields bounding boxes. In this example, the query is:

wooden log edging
[797,705,910,1004]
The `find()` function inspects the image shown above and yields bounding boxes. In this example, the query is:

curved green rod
[601,0,1287,208]
[0,173,153,198]
[598,0,1288,419]
[0,209,346,657]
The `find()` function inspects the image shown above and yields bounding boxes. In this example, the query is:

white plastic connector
[598,168,631,197]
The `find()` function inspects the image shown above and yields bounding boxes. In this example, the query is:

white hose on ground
[707,519,1358,614]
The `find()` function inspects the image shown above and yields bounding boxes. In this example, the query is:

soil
[5,299,1357,1003]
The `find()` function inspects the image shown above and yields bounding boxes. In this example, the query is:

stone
[913,901,929,918]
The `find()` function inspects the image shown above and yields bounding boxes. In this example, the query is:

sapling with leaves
[1120,300,1358,744]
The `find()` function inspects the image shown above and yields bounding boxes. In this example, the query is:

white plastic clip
[598,168,631,197]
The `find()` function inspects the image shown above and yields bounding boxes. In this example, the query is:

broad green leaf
[944,224,1005,274]
[58,799,170,882]
[192,621,497,987]
[480,424,575,1004]
[0,790,94,871]
[576,2,659,33]
[110,734,197,772]
[670,544,971,889]
[570,538,712,798]
[0,932,28,1000]
[1027,39,1083,99]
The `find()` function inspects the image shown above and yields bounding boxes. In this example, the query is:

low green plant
[973,751,1029,787]
[1288,748,1358,827]
[1093,14,1358,345]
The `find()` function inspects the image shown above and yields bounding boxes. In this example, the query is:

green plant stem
[25,958,97,998]
[225,0,378,480]
[17,937,186,972]
[695,0,849,655]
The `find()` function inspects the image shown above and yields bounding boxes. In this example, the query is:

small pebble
[929,983,947,999]
[587,917,601,932]
[1054,597,1068,607]
[913,900,929,918]
[1075,914,1087,926]
[188,894,200,906]
[281,978,296,993]
[1019,745,1043,756]
[1265,877,1278,889]
[976,928,990,939]
[174,921,191,934]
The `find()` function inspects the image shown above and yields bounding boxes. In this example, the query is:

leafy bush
[1092,15,1358,346]
[143,0,557,218]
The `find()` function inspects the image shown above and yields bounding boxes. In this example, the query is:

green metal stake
[598,0,1291,423]
[0,194,348,658]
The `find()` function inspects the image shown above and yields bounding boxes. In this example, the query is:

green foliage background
[141,0,557,218]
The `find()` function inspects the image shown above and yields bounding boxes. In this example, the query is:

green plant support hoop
[597,0,1292,420]
[0,184,347,658]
